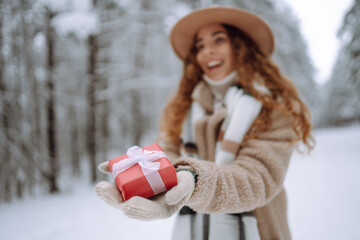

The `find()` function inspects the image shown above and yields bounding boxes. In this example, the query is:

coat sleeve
[172,109,297,214]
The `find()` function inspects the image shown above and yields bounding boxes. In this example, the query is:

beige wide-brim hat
[169,6,275,60]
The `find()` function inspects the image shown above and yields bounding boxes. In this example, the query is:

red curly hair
[159,24,314,151]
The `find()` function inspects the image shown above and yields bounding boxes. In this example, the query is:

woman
[95,6,313,240]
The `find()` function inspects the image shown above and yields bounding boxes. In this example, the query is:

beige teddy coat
[159,81,296,240]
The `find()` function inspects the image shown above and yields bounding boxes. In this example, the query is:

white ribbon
[112,146,167,195]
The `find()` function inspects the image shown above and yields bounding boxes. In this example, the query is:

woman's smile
[207,59,224,70]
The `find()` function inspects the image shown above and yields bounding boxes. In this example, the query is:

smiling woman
[95,6,314,240]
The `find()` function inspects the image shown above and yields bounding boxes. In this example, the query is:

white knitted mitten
[120,171,195,220]
[95,181,124,209]
[98,161,110,174]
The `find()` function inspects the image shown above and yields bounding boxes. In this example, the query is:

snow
[35,0,98,39]
[164,2,192,34]
[35,0,70,12]
[53,11,99,39]
[0,181,176,240]
[36,0,91,12]
[0,126,359,240]
[285,126,360,239]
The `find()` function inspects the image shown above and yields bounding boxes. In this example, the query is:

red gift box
[108,143,177,201]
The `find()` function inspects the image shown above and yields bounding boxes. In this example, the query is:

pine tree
[320,0,360,126]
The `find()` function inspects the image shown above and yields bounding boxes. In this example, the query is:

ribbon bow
[111,146,167,195]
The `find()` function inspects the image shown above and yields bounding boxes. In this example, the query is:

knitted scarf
[182,74,263,165]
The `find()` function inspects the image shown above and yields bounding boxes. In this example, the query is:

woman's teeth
[208,60,222,69]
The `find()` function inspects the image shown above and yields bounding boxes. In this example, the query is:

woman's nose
[204,45,215,55]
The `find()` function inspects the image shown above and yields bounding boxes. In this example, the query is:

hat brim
[169,6,275,60]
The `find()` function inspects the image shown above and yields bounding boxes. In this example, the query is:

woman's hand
[94,162,195,220]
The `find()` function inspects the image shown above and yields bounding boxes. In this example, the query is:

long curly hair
[159,24,314,151]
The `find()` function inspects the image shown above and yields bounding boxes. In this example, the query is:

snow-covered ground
[0,126,359,240]
[285,126,360,240]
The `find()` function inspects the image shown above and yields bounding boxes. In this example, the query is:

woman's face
[195,23,236,81]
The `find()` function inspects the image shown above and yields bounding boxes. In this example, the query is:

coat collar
[191,81,214,113]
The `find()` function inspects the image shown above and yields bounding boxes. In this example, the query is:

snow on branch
[53,11,99,39]
[35,0,91,12]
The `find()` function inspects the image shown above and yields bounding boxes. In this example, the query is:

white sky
[283,0,354,84]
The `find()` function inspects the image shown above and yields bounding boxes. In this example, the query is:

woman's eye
[215,37,225,43]
[195,44,204,51]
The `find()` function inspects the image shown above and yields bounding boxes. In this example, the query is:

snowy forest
[0,0,359,204]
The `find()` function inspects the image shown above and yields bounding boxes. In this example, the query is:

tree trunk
[87,34,98,183]
[45,9,58,193]
[70,105,80,176]
[20,0,37,196]
[99,83,109,178]
[0,0,12,201]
